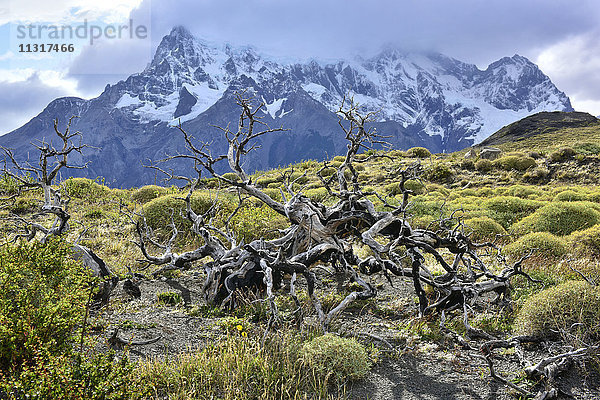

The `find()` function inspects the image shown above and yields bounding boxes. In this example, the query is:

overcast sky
[1,0,599,134]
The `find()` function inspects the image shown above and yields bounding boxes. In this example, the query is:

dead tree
[0,117,112,280]
[132,92,538,335]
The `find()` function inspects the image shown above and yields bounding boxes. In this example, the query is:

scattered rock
[480,147,502,160]
[464,149,477,159]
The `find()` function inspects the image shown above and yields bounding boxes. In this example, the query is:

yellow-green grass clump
[553,189,588,202]
[515,280,600,342]
[512,201,600,236]
[482,196,543,229]
[132,185,170,204]
[503,232,568,263]
[569,224,600,257]
[406,147,431,158]
[463,216,507,242]
[299,333,372,383]
[492,155,536,171]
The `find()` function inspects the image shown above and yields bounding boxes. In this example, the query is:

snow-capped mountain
[0,26,572,187]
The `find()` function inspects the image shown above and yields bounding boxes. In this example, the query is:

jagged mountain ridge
[0,26,572,187]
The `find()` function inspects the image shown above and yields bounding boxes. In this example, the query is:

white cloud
[536,31,600,116]
[2,0,143,25]
[0,71,80,134]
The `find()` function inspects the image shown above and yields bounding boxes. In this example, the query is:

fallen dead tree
[131,92,533,332]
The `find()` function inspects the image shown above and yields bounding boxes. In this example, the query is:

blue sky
[1,0,599,134]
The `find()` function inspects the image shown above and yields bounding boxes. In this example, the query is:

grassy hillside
[479,110,600,152]
[2,118,600,399]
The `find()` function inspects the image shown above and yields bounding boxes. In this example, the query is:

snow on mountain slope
[107,26,571,146]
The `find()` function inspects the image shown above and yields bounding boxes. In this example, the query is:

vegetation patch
[299,333,372,383]
[482,196,543,229]
[503,232,568,263]
[463,216,507,242]
[131,185,170,204]
[512,201,600,236]
[515,280,600,343]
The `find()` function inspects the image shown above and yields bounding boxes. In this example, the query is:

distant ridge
[479,111,600,147]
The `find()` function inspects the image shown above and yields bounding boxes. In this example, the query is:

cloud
[536,31,600,115]
[67,35,153,95]
[0,72,76,134]
[1,0,143,25]
[138,0,600,66]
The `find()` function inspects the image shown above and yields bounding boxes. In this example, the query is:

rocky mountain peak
[0,27,574,187]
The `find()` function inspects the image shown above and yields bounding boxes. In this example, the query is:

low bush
[0,239,89,374]
[549,147,576,162]
[463,217,507,242]
[142,192,224,237]
[512,201,600,236]
[573,142,600,155]
[553,190,587,202]
[0,240,140,399]
[523,167,550,183]
[424,163,453,183]
[569,224,600,257]
[299,333,372,383]
[406,147,431,158]
[475,159,493,172]
[492,155,536,171]
[514,280,600,343]
[304,187,330,202]
[503,232,568,262]
[157,291,182,306]
[63,177,108,200]
[482,196,543,229]
[131,185,169,204]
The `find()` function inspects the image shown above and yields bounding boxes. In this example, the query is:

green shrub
[261,188,283,201]
[573,142,600,155]
[157,291,182,306]
[492,155,536,171]
[132,185,169,204]
[502,185,544,199]
[515,280,600,342]
[63,177,108,200]
[569,224,600,256]
[221,172,241,182]
[404,179,426,195]
[512,201,600,236]
[304,187,329,202]
[424,163,453,183]
[475,159,493,172]
[459,159,475,170]
[522,167,550,183]
[503,232,568,262]
[406,147,431,158]
[549,147,576,162]
[0,239,89,374]
[9,197,38,214]
[142,192,232,238]
[230,205,288,243]
[0,173,21,195]
[463,217,507,241]
[299,334,372,382]
[2,351,136,400]
[553,190,587,202]
[483,196,543,229]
